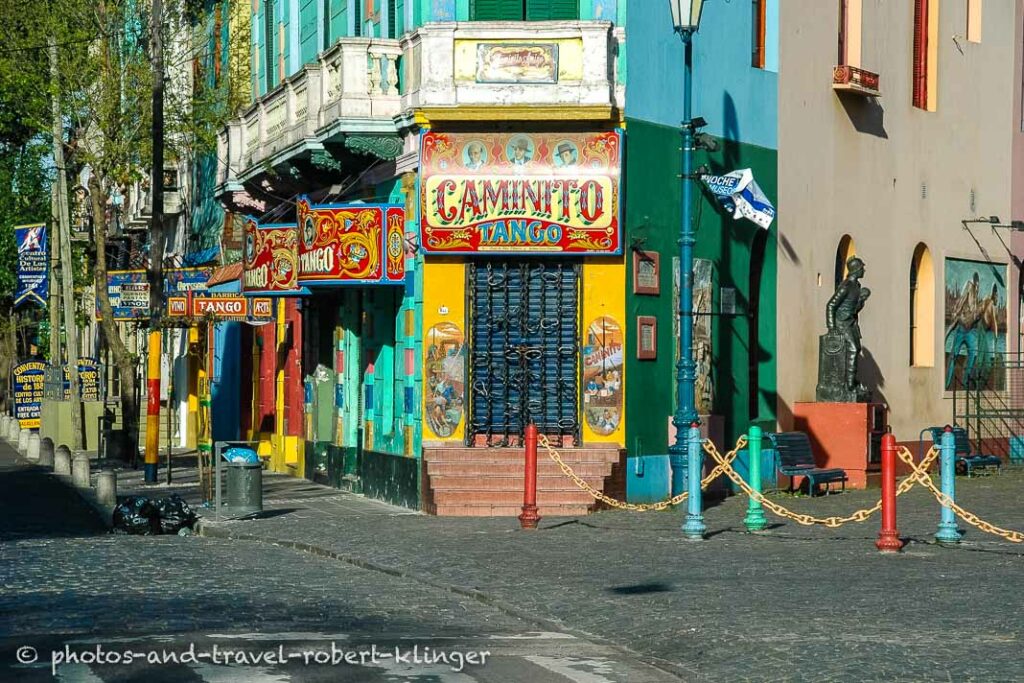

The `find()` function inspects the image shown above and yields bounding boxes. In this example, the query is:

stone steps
[423,445,622,517]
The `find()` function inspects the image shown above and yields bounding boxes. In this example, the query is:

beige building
[778,0,1024,444]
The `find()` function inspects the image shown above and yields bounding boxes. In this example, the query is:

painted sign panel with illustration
[100,267,214,321]
[12,360,45,428]
[419,130,623,254]
[243,218,297,293]
[584,317,623,436]
[476,43,558,83]
[944,257,1007,390]
[14,224,48,308]
[297,198,405,285]
[425,322,466,439]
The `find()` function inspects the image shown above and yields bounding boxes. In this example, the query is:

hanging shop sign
[99,267,214,321]
[419,131,623,255]
[242,218,298,293]
[12,360,45,429]
[166,292,275,322]
[296,198,406,285]
[14,223,48,308]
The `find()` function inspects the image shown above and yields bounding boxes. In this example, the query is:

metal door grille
[469,259,581,446]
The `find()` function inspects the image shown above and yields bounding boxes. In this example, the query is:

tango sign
[297,198,406,285]
[419,130,622,255]
[167,293,273,322]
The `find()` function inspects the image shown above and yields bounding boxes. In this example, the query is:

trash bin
[223,448,262,515]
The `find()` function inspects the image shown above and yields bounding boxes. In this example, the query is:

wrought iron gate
[468,259,581,446]
[953,353,1023,459]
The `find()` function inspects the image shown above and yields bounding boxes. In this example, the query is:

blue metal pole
[682,424,706,539]
[744,425,768,532]
[669,27,699,501]
[935,426,961,544]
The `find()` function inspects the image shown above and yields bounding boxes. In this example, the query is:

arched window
[910,243,935,366]
[835,235,857,289]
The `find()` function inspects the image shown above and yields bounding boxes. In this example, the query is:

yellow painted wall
[581,257,626,445]
[453,39,584,82]
[422,259,467,442]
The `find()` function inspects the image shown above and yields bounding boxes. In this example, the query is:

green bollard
[743,425,769,532]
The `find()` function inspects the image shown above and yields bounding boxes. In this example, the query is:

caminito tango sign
[243,218,298,293]
[297,197,405,285]
[419,130,622,254]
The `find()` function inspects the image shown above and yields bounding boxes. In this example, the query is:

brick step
[424,449,620,464]
[429,474,606,490]
[426,461,612,477]
[431,488,597,506]
[429,504,593,517]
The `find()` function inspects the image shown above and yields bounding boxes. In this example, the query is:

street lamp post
[667,0,705,530]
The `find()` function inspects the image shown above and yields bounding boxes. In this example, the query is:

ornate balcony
[217,37,403,199]
[401,21,624,122]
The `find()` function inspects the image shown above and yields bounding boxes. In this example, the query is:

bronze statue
[816,256,871,402]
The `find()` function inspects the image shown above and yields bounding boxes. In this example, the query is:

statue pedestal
[792,402,888,489]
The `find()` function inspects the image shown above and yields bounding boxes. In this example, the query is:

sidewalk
[109,455,1024,681]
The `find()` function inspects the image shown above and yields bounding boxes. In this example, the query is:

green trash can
[224,453,263,515]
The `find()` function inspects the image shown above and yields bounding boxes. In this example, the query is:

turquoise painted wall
[626,0,777,149]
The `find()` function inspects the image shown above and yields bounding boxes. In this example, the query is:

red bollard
[519,424,541,529]
[875,431,903,553]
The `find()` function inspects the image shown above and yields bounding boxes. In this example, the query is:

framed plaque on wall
[637,315,658,360]
[633,250,660,295]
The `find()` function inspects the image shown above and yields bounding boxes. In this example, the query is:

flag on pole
[700,169,776,230]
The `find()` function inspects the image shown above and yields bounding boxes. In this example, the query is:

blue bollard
[935,426,961,544]
[743,425,769,532]
[682,425,706,540]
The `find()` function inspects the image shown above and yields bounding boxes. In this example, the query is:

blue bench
[925,427,1001,477]
[767,432,847,496]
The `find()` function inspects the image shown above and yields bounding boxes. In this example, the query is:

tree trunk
[90,173,138,462]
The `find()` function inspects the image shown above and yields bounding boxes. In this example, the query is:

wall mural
[584,316,623,436]
[693,259,714,414]
[425,322,466,438]
[944,257,1007,391]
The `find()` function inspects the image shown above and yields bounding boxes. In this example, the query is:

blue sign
[701,169,776,230]
[100,267,214,321]
[12,360,45,429]
[14,224,48,308]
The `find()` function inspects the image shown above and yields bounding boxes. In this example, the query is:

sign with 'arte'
[419,131,622,255]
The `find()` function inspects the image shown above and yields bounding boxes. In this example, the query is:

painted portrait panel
[944,257,1007,391]
[583,316,624,436]
[425,322,466,438]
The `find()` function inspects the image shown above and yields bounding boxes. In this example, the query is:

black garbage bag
[153,494,197,535]
[112,496,161,535]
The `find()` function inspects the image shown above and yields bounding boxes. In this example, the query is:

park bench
[925,426,1002,477]
[766,432,848,496]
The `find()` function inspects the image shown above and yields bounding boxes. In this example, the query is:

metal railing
[952,352,1024,459]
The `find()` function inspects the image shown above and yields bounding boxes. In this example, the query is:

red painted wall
[285,299,304,437]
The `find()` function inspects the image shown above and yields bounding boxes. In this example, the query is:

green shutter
[264,0,275,90]
[300,0,318,64]
[353,0,361,37]
[526,0,577,20]
[472,0,524,21]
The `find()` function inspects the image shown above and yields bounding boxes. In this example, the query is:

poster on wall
[12,360,45,429]
[297,198,405,285]
[99,267,214,320]
[53,358,101,401]
[583,316,623,436]
[419,130,623,254]
[242,218,298,293]
[944,257,1007,391]
[14,224,48,308]
[693,259,714,414]
[424,322,466,438]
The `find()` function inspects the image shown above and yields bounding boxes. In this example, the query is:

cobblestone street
[0,445,671,682]
[111,449,1024,682]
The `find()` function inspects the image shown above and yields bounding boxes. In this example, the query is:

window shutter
[912,0,928,109]
[354,0,362,37]
[264,0,275,92]
[472,0,525,21]
[526,0,577,21]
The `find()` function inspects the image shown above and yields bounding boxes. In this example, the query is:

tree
[0,0,230,458]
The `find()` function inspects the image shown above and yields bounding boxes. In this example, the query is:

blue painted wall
[625,0,777,150]
[210,280,242,442]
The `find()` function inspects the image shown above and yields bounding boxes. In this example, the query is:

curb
[197,519,698,682]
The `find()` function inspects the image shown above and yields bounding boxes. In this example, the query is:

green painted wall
[624,118,777,455]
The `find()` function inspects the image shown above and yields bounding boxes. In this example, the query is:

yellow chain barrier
[894,446,1024,543]
[702,442,941,528]
[536,434,748,512]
